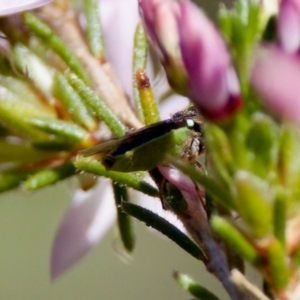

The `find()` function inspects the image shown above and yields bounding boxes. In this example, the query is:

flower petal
[278,0,300,53]
[0,0,52,16]
[51,179,116,279]
[177,0,241,120]
[251,45,300,127]
[99,0,140,99]
[158,166,204,197]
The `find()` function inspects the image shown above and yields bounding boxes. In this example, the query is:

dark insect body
[81,106,204,172]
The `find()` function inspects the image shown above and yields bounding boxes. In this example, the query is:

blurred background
[0,181,229,299]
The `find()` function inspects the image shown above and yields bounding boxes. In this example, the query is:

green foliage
[23,12,90,82]
[75,157,159,197]
[122,201,205,261]
[112,182,135,252]
[1,0,300,299]
[174,272,220,300]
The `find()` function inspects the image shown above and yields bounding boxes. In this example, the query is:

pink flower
[278,0,300,53]
[251,45,300,127]
[138,0,178,62]
[0,0,52,16]
[177,0,241,120]
[138,0,188,94]
[158,166,204,198]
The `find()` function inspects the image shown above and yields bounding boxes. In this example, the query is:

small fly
[81,106,204,172]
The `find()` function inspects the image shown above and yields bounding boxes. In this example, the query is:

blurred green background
[0,181,229,299]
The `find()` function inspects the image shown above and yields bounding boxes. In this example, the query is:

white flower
[0,0,53,16]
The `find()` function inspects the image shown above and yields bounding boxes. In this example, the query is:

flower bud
[278,0,300,53]
[251,46,300,127]
[138,0,188,94]
[177,0,241,120]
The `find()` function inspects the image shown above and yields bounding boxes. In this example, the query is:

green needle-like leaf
[67,74,126,138]
[266,239,289,290]
[32,139,75,151]
[122,201,205,261]
[0,87,51,139]
[136,70,160,125]
[0,171,29,192]
[132,23,148,121]
[83,0,105,59]
[234,170,272,238]
[75,157,158,197]
[52,72,96,131]
[273,189,287,248]
[23,13,89,83]
[10,43,55,95]
[211,216,259,264]
[278,126,300,193]
[28,118,92,147]
[112,182,135,252]
[174,272,220,300]
[0,140,55,163]
[245,113,278,178]
[205,124,234,185]
[0,73,55,116]
[23,161,76,190]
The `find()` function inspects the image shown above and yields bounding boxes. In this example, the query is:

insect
[81,106,204,172]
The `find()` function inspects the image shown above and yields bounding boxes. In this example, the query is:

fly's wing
[109,118,186,157]
[80,117,185,157]
[80,139,120,157]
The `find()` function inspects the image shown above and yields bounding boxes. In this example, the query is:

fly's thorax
[180,131,204,163]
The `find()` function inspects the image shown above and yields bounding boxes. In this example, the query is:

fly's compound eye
[186,119,202,133]
[186,119,194,128]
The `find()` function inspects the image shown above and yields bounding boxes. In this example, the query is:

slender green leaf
[112,182,135,252]
[0,87,50,138]
[83,0,105,59]
[67,74,126,138]
[0,73,55,116]
[23,161,76,190]
[234,170,272,238]
[10,43,55,95]
[122,201,205,261]
[28,117,92,146]
[0,140,55,163]
[136,69,160,125]
[273,189,287,248]
[0,171,29,192]
[132,23,148,121]
[245,113,278,178]
[205,124,234,185]
[211,216,259,264]
[75,157,158,197]
[31,139,73,151]
[52,72,96,130]
[23,13,89,82]
[174,272,220,300]
[266,239,289,290]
